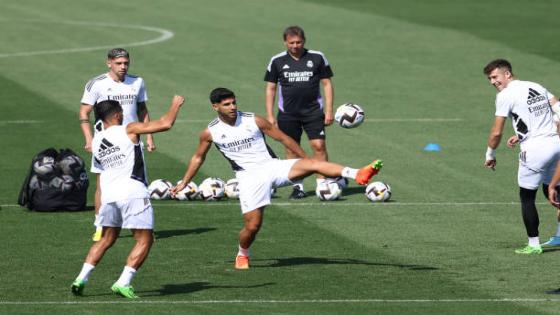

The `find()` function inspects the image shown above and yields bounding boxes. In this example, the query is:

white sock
[237,245,250,257]
[341,167,358,179]
[76,263,95,282]
[556,222,560,237]
[293,181,303,190]
[94,214,101,229]
[528,237,540,247]
[116,266,137,287]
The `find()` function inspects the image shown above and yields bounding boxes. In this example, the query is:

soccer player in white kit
[71,95,185,298]
[171,88,382,269]
[483,59,560,254]
[79,48,155,242]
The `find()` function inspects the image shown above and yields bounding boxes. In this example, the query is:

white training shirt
[208,112,277,171]
[81,73,148,125]
[91,125,149,204]
[495,80,557,149]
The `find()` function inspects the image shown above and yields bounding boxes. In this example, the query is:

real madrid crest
[306,60,313,68]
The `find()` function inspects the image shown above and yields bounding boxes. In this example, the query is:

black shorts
[277,110,326,143]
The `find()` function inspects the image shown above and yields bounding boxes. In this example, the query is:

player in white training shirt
[79,48,155,242]
[171,88,382,270]
[483,59,560,254]
[71,95,185,299]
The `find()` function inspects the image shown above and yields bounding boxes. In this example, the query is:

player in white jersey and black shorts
[79,48,155,241]
[483,59,560,255]
[71,95,185,299]
[171,88,382,270]
[264,26,334,199]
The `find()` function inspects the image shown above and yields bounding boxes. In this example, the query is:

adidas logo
[282,64,290,69]
[527,88,546,105]
[319,130,325,136]
[97,138,120,157]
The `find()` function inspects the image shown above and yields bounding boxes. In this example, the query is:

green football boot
[71,279,86,296]
[111,283,139,299]
[514,245,543,255]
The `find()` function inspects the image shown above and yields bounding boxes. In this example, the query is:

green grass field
[2,0,560,313]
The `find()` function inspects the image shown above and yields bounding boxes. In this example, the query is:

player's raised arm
[171,129,213,196]
[126,95,184,136]
[254,115,309,159]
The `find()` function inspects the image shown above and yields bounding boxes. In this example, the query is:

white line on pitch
[175,118,464,123]
[0,20,173,58]
[0,202,539,208]
[0,120,43,124]
[1,298,560,305]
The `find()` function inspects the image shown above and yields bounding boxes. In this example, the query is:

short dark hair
[95,100,122,122]
[210,88,236,104]
[107,48,129,60]
[283,26,305,41]
[483,59,513,76]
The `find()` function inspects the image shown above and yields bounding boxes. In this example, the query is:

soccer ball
[199,177,226,201]
[174,180,199,201]
[315,180,342,201]
[29,175,47,191]
[225,178,240,199]
[58,155,84,176]
[33,156,56,177]
[49,175,75,192]
[334,103,365,128]
[148,179,173,200]
[365,181,392,202]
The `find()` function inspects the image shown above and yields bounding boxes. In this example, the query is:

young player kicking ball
[71,95,185,298]
[171,88,382,269]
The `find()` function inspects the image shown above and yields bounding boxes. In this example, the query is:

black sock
[519,187,539,237]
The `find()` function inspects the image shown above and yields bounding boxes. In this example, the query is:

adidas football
[315,180,342,201]
[174,180,199,201]
[58,155,84,176]
[49,175,75,192]
[365,181,392,202]
[331,176,349,189]
[334,103,365,128]
[199,177,226,201]
[29,175,47,191]
[225,178,240,199]
[148,179,173,200]
[33,156,57,177]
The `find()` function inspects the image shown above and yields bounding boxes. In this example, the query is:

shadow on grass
[119,227,216,240]
[139,281,275,296]
[252,257,437,271]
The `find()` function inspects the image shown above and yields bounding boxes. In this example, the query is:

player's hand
[173,95,185,107]
[506,135,519,148]
[267,115,278,127]
[146,136,156,152]
[484,159,496,170]
[549,188,560,208]
[324,112,334,126]
[84,141,92,153]
[170,181,186,198]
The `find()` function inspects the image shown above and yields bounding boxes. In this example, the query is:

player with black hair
[483,58,560,254]
[71,95,184,299]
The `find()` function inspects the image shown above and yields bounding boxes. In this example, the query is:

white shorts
[518,137,560,190]
[96,198,154,229]
[236,159,299,214]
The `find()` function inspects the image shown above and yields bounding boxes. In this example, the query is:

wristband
[485,147,496,161]
[79,119,89,124]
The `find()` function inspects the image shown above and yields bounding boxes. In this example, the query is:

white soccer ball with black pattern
[334,103,365,128]
[225,178,240,199]
[29,175,47,191]
[148,179,173,200]
[33,156,57,177]
[315,180,342,201]
[365,181,392,202]
[199,177,226,201]
[331,176,349,189]
[49,175,75,192]
[174,180,199,201]
[58,155,84,176]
